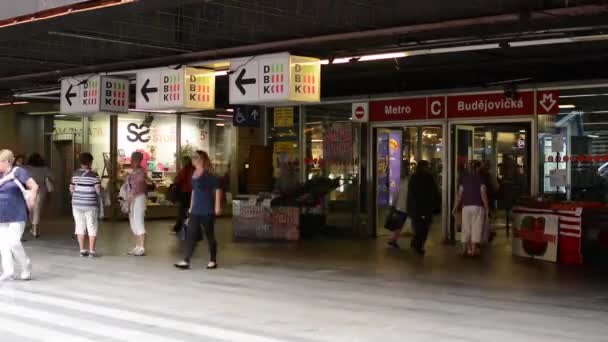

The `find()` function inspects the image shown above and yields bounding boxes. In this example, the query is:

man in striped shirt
[70,153,101,257]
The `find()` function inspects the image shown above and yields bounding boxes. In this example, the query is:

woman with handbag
[24,153,53,238]
[0,149,38,281]
[174,150,222,270]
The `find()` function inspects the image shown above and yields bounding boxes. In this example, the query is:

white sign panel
[136,70,161,109]
[551,134,564,153]
[61,76,128,114]
[352,102,369,123]
[229,60,259,104]
[512,210,559,262]
[160,68,183,109]
[258,54,290,102]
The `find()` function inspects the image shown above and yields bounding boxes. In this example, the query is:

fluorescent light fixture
[0,101,28,106]
[216,123,225,127]
[560,93,608,98]
[588,135,600,138]
[216,114,233,118]
[559,104,576,109]
[311,139,323,143]
[55,114,67,118]
[27,111,60,115]
[214,71,228,77]
[226,108,234,112]
[520,130,526,133]
[129,109,177,114]
[359,52,407,61]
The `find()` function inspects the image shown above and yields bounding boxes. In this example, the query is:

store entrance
[450,122,532,241]
[374,125,444,237]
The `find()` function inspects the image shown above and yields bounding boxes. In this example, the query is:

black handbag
[384,207,408,231]
[178,216,203,241]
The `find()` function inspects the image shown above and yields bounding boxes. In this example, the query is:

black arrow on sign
[235,68,256,95]
[140,79,158,102]
[65,84,77,106]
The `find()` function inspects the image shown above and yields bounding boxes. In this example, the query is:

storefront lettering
[126,123,150,143]
[456,98,524,113]
[384,105,412,115]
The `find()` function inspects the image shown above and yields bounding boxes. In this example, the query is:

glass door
[374,126,444,237]
[450,122,532,241]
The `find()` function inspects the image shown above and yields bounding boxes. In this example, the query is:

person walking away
[172,156,194,234]
[25,153,54,238]
[387,173,409,249]
[127,152,147,256]
[70,153,101,257]
[175,151,222,270]
[406,160,440,255]
[453,160,489,257]
[0,150,38,281]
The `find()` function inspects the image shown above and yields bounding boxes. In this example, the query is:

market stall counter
[512,199,608,265]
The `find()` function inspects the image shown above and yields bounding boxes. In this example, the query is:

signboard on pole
[229,52,320,105]
[136,67,215,111]
[60,76,128,114]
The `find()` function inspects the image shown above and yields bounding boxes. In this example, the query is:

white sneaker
[0,273,15,281]
[127,247,145,256]
[20,260,32,281]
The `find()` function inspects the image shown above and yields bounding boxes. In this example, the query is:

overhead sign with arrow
[60,76,128,114]
[136,67,215,111]
[228,53,321,105]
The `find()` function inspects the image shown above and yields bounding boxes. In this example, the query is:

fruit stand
[512,200,608,265]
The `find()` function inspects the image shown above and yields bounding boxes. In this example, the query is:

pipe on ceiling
[0,4,606,86]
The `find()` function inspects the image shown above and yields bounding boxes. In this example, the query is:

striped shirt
[71,169,101,208]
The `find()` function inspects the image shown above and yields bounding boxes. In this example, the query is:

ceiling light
[559,104,576,109]
[214,71,228,77]
[359,52,407,61]
[216,123,225,127]
[226,108,234,112]
[588,135,600,138]
[0,101,29,106]
[520,130,526,133]
[27,111,60,115]
[55,114,67,118]
[129,109,176,114]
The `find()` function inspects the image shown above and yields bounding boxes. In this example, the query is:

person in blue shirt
[175,150,222,270]
[0,149,39,281]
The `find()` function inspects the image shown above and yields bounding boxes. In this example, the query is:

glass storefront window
[117,113,177,207]
[304,104,362,236]
[539,87,608,202]
[180,115,233,188]
[268,106,300,180]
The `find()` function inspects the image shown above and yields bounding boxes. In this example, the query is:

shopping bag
[384,207,408,231]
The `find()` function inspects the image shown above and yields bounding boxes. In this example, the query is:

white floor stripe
[0,316,96,342]
[0,290,288,342]
[0,302,188,342]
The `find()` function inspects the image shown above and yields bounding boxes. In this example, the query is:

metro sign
[136,67,215,110]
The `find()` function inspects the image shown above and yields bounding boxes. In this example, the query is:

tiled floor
[0,217,607,341]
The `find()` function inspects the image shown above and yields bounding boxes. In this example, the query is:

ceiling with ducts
[0,0,608,99]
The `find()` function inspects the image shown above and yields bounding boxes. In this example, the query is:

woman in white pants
[453,160,489,257]
[127,152,147,256]
[0,150,38,281]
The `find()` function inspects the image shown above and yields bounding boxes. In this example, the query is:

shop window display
[538,87,608,202]
[180,115,233,188]
[117,114,177,208]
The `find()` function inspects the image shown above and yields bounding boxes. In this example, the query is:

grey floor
[0,217,607,342]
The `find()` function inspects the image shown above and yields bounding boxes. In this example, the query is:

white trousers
[31,191,46,225]
[462,205,485,244]
[0,222,29,276]
[73,207,99,237]
[129,195,146,235]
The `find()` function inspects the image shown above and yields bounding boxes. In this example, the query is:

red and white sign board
[427,96,445,118]
[370,97,428,121]
[537,90,560,115]
[447,91,536,118]
[512,207,559,262]
[351,102,369,123]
